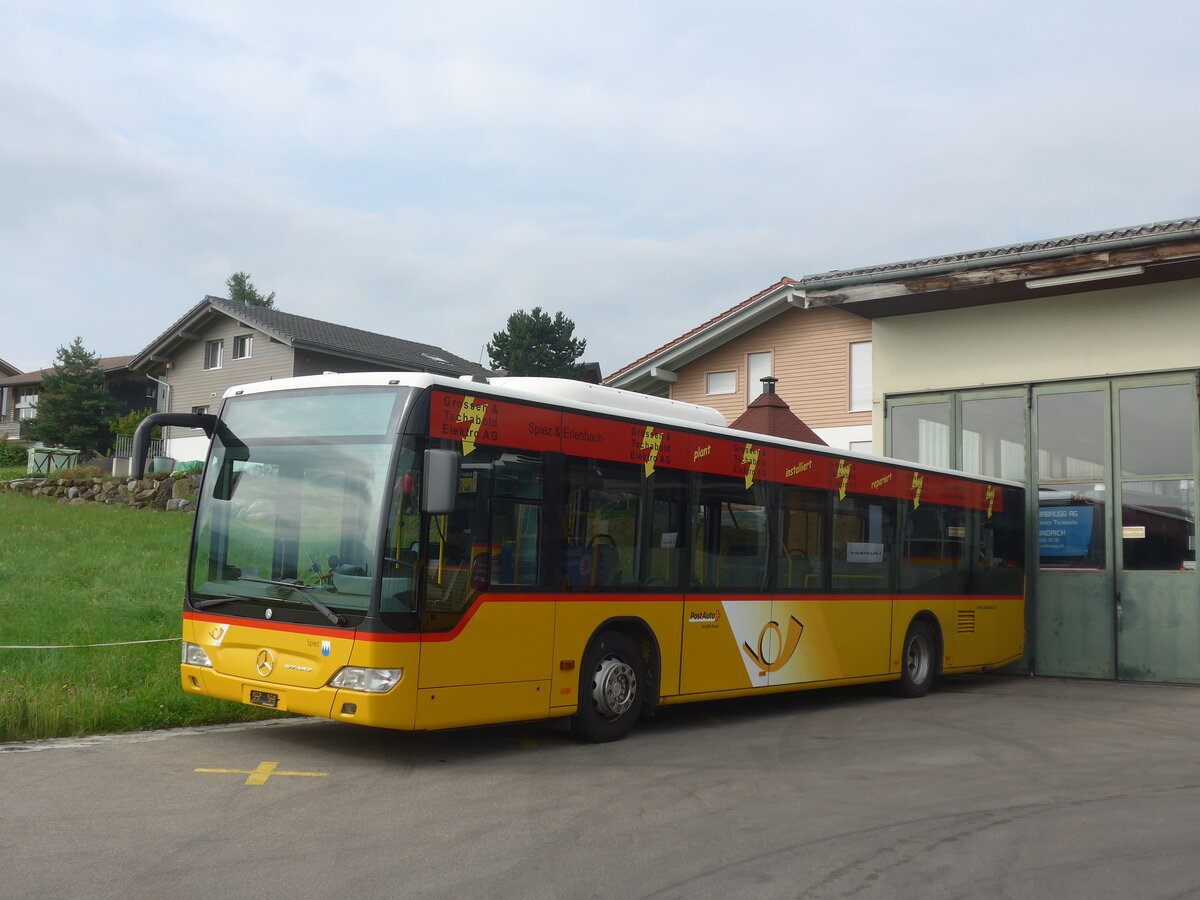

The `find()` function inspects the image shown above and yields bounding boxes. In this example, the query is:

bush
[0,436,27,467]
[111,408,160,439]
[47,465,106,481]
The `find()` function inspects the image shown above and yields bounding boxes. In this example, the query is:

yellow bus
[135,373,1025,741]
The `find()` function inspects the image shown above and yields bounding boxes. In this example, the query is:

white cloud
[2,1,1199,375]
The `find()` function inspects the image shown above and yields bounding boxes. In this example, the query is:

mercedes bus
[134,373,1025,741]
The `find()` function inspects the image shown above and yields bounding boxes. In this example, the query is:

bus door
[681,474,775,694]
[412,445,555,727]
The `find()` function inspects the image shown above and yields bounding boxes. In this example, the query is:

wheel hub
[906,634,930,684]
[592,655,637,718]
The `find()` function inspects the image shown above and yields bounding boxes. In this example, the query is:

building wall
[162,315,295,457]
[871,278,1200,445]
[670,306,873,431]
[813,423,874,453]
[165,316,294,418]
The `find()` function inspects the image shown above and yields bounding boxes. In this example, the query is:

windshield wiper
[194,577,348,627]
[237,575,316,591]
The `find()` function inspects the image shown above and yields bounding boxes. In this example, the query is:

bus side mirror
[423,449,460,515]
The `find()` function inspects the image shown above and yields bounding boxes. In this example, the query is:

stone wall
[0,473,203,511]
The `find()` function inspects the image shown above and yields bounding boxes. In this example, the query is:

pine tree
[486,307,587,378]
[22,338,116,455]
[225,271,276,308]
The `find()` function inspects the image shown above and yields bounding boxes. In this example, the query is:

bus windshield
[188,386,414,626]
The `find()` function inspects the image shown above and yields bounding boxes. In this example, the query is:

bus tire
[892,618,936,698]
[572,631,644,742]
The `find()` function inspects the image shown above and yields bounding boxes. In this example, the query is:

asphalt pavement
[4,674,1200,899]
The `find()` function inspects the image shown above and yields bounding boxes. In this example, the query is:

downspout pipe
[145,374,171,413]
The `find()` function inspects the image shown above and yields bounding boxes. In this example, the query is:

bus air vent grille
[957,610,976,634]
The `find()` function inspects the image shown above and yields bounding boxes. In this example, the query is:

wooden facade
[668,306,872,434]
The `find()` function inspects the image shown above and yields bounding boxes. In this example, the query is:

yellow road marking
[194,761,329,785]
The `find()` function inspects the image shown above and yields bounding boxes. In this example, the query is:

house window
[706,371,736,396]
[747,352,773,401]
[146,384,157,399]
[233,335,253,360]
[849,341,872,412]
[191,406,209,416]
[16,388,38,420]
[204,340,223,370]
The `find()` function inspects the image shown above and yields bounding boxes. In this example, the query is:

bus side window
[490,452,543,587]
[562,459,641,591]
[775,486,827,592]
[641,469,687,590]
[422,444,493,632]
[973,487,1025,594]
[692,473,768,591]
[832,494,896,593]
[900,502,967,595]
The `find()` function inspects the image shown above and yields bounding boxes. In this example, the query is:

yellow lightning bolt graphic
[456,396,487,456]
[641,426,663,476]
[836,460,851,500]
[911,472,924,509]
[742,443,760,489]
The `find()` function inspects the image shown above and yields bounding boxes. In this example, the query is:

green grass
[0,491,285,742]
[0,465,26,481]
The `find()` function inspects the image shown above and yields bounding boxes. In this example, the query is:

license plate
[249,690,278,708]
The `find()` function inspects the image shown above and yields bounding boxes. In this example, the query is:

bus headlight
[182,642,213,668]
[329,667,404,693]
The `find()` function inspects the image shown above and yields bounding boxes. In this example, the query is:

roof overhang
[801,233,1200,319]
[607,281,805,393]
[128,297,290,373]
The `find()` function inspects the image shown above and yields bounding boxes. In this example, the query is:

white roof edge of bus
[221,371,443,398]
[485,376,727,428]
[718,421,1026,489]
[221,372,1023,488]
[223,372,726,428]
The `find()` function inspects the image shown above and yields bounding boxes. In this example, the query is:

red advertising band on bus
[431,390,1002,514]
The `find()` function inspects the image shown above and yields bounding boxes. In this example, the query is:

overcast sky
[3,1,1198,377]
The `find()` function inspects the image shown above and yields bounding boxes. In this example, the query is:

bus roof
[220,372,1024,489]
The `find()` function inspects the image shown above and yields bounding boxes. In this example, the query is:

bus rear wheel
[572,631,644,742]
[892,618,936,698]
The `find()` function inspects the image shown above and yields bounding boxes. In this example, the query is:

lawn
[0,491,285,742]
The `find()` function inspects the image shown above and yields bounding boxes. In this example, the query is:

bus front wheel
[572,631,644,742]
[892,618,936,698]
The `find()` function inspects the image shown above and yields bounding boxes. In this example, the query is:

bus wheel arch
[571,619,659,742]
[892,613,940,698]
